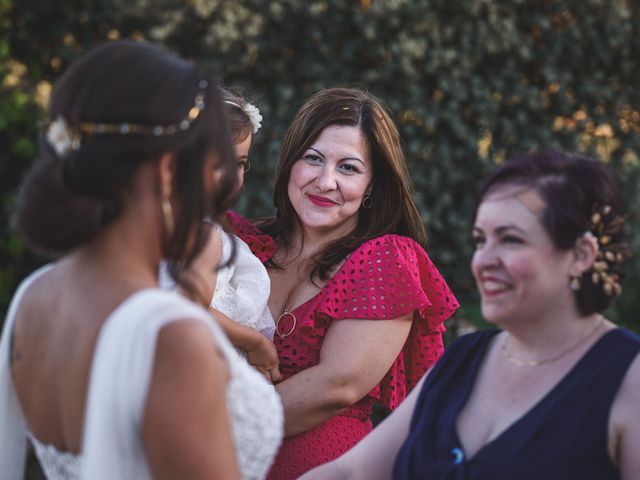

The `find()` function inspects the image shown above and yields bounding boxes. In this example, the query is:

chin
[480,303,512,327]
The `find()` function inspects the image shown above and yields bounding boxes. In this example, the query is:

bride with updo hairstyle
[0,40,282,480]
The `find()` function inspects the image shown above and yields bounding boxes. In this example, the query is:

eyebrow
[308,146,366,165]
[473,224,527,235]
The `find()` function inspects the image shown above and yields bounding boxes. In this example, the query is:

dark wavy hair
[260,87,426,281]
[14,40,237,283]
[474,150,629,316]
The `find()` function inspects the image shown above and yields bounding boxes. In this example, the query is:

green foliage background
[2,0,639,334]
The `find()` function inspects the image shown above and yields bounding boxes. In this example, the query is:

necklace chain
[501,317,605,367]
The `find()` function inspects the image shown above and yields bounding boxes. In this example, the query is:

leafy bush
[2,0,639,330]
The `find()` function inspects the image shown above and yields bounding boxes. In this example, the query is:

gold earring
[162,184,174,238]
[570,275,581,291]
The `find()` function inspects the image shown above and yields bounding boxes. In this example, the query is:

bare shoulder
[613,349,640,417]
[154,319,227,371]
[609,349,640,472]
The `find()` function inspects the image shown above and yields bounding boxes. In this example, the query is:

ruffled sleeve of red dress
[225,211,277,263]
[316,234,459,410]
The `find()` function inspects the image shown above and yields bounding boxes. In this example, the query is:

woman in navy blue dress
[300,150,640,480]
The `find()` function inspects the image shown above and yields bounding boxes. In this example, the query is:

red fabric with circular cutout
[228,213,459,479]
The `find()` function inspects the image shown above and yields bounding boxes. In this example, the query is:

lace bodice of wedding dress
[0,267,283,480]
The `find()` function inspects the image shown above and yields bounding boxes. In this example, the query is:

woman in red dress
[230,87,458,479]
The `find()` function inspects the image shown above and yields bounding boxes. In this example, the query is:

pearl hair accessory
[44,79,209,157]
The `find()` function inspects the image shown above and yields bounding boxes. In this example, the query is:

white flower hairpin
[46,116,81,157]
[225,100,263,134]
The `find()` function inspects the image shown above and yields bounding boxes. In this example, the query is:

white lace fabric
[213,228,275,340]
[29,434,81,479]
[1,267,283,480]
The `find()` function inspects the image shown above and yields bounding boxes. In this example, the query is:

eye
[237,159,250,172]
[338,162,361,174]
[302,154,322,164]
[471,234,486,249]
[501,235,524,245]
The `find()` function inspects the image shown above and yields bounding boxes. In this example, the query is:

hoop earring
[570,275,581,291]
[162,184,175,238]
[362,193,373,209]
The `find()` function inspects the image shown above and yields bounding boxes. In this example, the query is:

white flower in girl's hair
[46,116,80,157]
[243,103,263,134]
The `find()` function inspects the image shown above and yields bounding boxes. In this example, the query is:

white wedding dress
[0,266,283,480]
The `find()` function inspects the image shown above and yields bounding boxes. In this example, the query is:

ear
[366,179,374,196]
[158,152,175,195]
[571,232,599,276]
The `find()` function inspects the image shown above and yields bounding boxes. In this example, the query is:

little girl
[162,89,281,382]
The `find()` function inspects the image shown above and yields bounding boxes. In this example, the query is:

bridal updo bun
[15,40,237,261]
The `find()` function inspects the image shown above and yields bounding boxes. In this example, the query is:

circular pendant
[276,310,297,339]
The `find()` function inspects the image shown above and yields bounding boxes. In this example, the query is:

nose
[314,165,338,191]
[471,241,501,274]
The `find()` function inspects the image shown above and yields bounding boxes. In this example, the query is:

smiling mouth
[480,280,512,296]
[307,194,338,207]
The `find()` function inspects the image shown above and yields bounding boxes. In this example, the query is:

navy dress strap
[393,328,640,480]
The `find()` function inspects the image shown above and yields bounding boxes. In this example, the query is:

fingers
[257,364,281,384]
[269,366,283,383]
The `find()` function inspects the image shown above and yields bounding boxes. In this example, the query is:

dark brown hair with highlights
[261,87,426,281]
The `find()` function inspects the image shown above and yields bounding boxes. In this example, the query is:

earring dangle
[570,275,581,291]
[362,193,373,209]
[162,185,175,238]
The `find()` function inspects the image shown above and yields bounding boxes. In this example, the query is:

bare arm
[613,353,640,480]
[143,320,241,480]
[210,307,281,382]
[183,224,221,305]
[275,315,412,437]
[300,374,427,480]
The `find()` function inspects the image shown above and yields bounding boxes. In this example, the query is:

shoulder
[345,234,429,273]
[154,318,226,367]
[610,328,640,406]
[321,234,458,325]
[610,340,640,463]
[225,211,276,263]
[101,289,217,346]
[354,234,423,255]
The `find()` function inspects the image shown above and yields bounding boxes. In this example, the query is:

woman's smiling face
[471,186,576,325]
[287,125,373,239]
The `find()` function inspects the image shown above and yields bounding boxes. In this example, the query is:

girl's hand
[246,335,282,383]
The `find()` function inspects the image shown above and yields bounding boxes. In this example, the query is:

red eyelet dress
[227,212,459,479]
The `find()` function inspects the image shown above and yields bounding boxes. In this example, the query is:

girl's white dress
[0,266,283,480]
[212,226,275,340]
[159,225,275,340]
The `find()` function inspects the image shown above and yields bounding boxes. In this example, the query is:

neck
[504,305,606,360]
[288,220,357,261]
[69,199,164,293]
